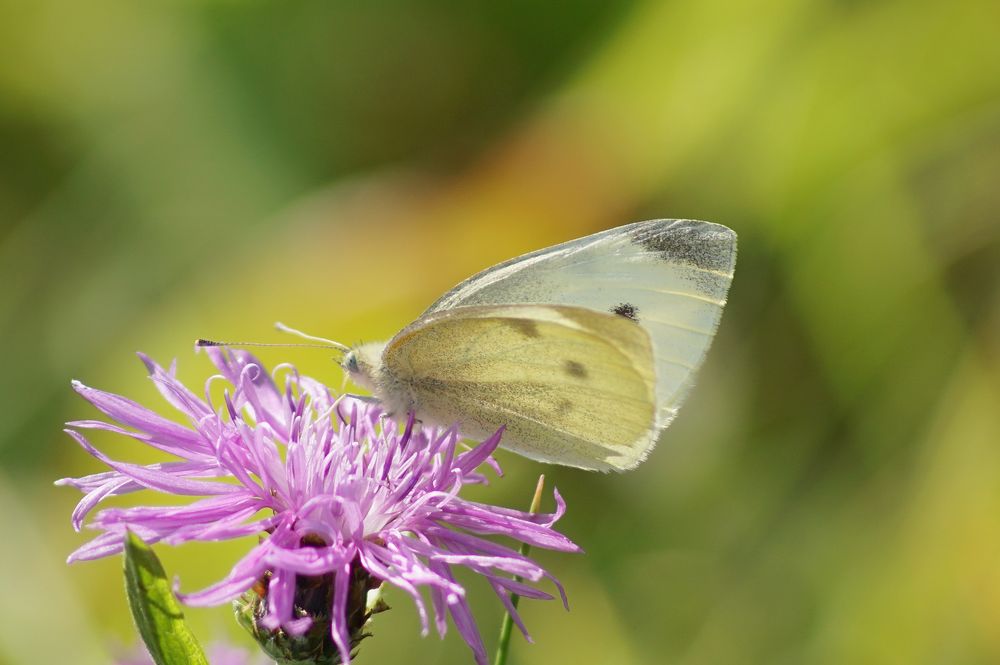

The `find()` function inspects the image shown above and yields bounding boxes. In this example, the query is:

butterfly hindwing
[381,304,658,471]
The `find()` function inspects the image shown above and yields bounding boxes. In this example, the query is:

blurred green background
[2,0,1000,663]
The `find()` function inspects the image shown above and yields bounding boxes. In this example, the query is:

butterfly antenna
[195,339,346,351]
[274,322,350,353]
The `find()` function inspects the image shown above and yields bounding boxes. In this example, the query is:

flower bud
[235,564,388,665]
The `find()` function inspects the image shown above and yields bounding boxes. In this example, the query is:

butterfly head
[341,341,387,392]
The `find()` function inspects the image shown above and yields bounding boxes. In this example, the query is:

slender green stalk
[493,475,546,665]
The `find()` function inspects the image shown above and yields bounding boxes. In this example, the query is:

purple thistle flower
[60,348,580,665]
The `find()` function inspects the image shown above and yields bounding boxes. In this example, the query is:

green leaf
[123,531,209,665]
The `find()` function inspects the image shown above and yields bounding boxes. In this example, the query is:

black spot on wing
[612,302,639,321]
[504,319,540,338]
[629,220,735,273]
[564,360,588,379]
[555,399,573,417]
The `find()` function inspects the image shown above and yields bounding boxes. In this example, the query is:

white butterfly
[342,219,736,472]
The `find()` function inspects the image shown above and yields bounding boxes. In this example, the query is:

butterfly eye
[343,352,360,374]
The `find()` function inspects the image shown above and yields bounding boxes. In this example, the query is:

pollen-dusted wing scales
[380,304,658,471]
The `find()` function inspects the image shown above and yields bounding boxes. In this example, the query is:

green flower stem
[493,475,546,665]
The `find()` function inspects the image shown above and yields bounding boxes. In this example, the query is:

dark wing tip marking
[629,220,736,273]
[611,302,640,321]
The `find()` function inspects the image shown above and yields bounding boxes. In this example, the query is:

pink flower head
[60,349,579,664]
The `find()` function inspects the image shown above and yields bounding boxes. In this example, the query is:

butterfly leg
[339,392,381,404]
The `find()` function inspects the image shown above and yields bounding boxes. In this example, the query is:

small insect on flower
[58,348,580,665]
[338,219,737,472]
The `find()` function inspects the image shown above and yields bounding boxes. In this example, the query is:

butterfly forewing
[422,220,736,428]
